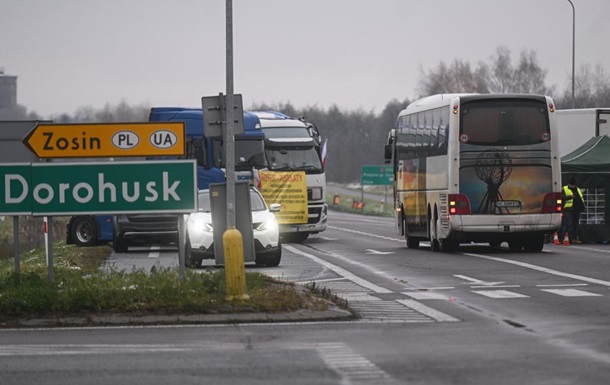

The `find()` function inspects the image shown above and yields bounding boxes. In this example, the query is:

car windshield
[197,192,212,212]
[249,190,267,211]
[197,190,267,212]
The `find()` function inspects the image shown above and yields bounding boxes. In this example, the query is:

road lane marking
[536,283,588,287]
[365,249,394,255]
[395,299,460,322]
[541,289,602,297]
[316,342,399,385]
[402,292,450,300]
[327,225,403,242]
[285,245,392,294]
[454,274,505,286]
[148,245,161,258]
[319,236,340,241]
[472,290,529,299]
[462,252,610,287]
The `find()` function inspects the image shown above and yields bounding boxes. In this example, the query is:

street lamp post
[566,0,575,108]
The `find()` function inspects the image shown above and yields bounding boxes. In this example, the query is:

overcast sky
[2,0,608,118]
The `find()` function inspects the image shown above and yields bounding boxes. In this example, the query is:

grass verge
[0,242,350,325]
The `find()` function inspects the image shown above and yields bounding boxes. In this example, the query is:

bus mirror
[384,144,392,163]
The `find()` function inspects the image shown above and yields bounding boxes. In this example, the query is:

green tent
[561,135,610,243]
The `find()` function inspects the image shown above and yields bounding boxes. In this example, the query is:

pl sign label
[0,160,197,216]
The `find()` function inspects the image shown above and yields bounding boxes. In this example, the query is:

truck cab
[250,111,327,242]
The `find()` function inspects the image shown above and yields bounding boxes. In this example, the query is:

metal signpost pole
[225,0,235,230]
[224,0,248,300]
[44,217,54,283]
[566,0,576,108]
[12,216,20,279]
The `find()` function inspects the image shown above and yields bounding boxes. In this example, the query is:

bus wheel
[508,240,523,252]
[524,236,544,252]
[429,217,440,252]
[406,235,420,249]
[439,239,456,253]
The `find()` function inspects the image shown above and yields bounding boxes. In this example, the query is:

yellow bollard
[223,227,250,301]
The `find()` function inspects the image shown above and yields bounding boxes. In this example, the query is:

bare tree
[419,46,553,96]
[557,64,610,108]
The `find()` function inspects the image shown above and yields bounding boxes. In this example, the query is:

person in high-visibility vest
[561,177,584,244]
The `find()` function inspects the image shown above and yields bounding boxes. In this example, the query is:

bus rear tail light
[448,194,471,215]
[542,192,562,213]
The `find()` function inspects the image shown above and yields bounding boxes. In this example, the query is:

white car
[185,188,282,268]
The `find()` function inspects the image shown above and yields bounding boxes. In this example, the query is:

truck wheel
[282,233,309,243]
[113,233,128,253]
[70,216,98,247]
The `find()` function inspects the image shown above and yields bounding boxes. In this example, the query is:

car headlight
[191,218,213,232]
[255,217,278,232]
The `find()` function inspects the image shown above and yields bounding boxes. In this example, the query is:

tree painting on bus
[459,147,553,214]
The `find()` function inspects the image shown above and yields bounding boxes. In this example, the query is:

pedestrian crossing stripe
[472,290,529,298]
[541,288,602,297]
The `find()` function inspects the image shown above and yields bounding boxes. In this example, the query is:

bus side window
[439,108,449,154]
[432,108,441,155]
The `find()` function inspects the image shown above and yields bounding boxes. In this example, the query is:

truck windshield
[212,139,267,171]
[265,145,323,173]
[460,99,550,146]
[263,127,312,139]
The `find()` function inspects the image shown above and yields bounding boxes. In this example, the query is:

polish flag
[321,139,328,168]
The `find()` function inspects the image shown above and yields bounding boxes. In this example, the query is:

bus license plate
[495,200,521,208]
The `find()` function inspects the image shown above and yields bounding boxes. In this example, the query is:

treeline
[13,46,610,183]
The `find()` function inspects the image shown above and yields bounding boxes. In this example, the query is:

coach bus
[384,94,562,252]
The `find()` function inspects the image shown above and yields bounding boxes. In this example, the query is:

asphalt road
[2,209,610,384]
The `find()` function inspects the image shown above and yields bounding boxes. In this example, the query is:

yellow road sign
[22,122,186,158]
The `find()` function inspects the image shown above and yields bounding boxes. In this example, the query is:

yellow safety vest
[562,185,583,209]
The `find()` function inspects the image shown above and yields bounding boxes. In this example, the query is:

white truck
[250,111,327,243]
[556,108,610,157]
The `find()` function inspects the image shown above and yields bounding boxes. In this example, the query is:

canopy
[561,135,610,242]
[562,134,610,176]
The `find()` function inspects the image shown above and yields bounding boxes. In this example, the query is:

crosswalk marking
[541,288,602,297]
[402,292,450,300]
[472,290,529,298]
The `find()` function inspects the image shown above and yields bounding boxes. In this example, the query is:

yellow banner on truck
[258,171,307,224]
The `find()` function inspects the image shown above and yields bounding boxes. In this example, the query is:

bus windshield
[460,99,550,146]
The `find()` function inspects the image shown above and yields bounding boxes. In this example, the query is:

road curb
[1,305,356,329]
